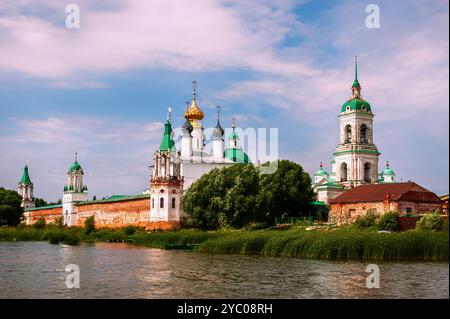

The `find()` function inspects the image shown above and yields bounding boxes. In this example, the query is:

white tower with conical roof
[18,164,35,209]
[150,109,184,222]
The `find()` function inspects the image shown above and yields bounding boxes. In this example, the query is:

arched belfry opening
[340,162,348,182]
[344,125,352,143]
[364,162,371,182]
[361,124,369,144]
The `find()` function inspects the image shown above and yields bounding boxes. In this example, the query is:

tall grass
[0,225,448,261]
[196,227,449,261]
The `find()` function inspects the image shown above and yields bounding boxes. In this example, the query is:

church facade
[22,83,251,229]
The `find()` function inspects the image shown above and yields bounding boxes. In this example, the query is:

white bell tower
[18,163,35,209]
[62,153,88,226]
[150,109,184,222]
[332,57,379,187]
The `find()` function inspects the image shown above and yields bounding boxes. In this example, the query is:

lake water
[0,242,448,299]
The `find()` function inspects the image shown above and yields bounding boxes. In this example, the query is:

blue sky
[0,0,448,201]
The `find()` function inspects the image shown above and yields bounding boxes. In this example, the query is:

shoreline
[0,226,448,262]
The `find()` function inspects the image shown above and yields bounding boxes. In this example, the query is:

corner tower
[332,57,380,187]
[150,110,184,222]
[18,164,35,209]
[62,153,88,226]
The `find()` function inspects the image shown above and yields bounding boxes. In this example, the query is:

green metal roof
[224,148,251,164]
[69,161,82,172]
[159,120,176,152]
[25,204,62,212]
[382,167,395,176]
[333,149,380,156]
[341,98,371,113]
[311,201,327,206]
[19,165,32,185]
[76,194,149,206]
[315,168,329,177]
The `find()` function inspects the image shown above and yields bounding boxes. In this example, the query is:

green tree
[183,164,261,230]
[0,187,23,226]
[258,160,315,221]
[33,217,46,229]
[416,211,443,231]
[183,160,315,230]
[378,211,399,231]
[84,215,95,234]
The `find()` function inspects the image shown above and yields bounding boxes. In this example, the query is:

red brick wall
[24,207,63,224]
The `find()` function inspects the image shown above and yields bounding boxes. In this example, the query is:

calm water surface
[0,242,448,299]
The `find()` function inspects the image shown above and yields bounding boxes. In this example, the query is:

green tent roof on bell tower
[20,165,32,185]
[159,120,176,152]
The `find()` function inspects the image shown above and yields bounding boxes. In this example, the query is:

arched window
[340,163,348,182]
[361,124,368,144]
[160,198,164,208]
[364,162,371,182]
[172,198,176,209]
[345,125,352,143]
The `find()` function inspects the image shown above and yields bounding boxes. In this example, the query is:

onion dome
[213,120,224,138]
[19,165,32,185]
[382,161,395,176]
[184,81,204,121]
[223,118,251,164]
[315,162,329,177]
[212,105,224,138]
[341,56,372,113]
[68,153,83,173]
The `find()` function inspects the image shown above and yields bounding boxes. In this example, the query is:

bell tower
[62,153,88,226]
[150,109,184,222]
[331,57,380,187]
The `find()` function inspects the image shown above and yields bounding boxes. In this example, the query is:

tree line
[182,160,316,230]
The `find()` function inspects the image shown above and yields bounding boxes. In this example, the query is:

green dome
[315,168,329,177]
[69,161,82,172]
[341,98,371,113]
[224,148,251,164]
[382,167,395,176]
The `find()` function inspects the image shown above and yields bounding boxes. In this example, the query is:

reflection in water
[0,242,448,299]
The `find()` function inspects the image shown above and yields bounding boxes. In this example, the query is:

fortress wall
[24,207,63,225]
[75,198,181,230]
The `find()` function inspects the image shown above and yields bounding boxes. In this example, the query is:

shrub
[84,216,95,234]
[378,211,399,231]
[55,217,64,228]
[416,212,443,231]
[33,217,46,229]
[123,225,138,236]
[353,212,376,229]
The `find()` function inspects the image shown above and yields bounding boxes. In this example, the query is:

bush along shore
[0,223,448,261]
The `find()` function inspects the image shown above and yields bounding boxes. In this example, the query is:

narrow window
[364,162,371,182]
[152,198,154,208]
[172,198,176,209]
[160,198,164,208]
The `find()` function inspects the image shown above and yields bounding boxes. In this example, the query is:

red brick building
[440,195,448,216]
[329,182,441,224]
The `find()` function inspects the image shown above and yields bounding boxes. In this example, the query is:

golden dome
[184,98,204,121]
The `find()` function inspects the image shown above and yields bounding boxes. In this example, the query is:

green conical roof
[382,163,395,176]
[341,98,371,113]
[20,165,32,185]
[159,120,176,152]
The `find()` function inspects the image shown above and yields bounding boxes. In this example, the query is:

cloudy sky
[0,0,448,201]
